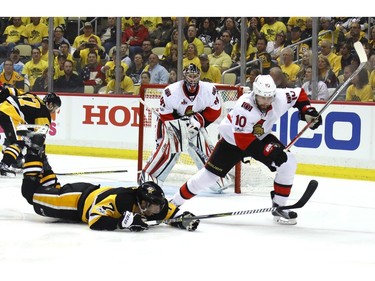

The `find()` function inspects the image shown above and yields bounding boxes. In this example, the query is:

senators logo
[252,120,265,136]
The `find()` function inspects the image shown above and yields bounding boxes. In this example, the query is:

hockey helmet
[183,63,200,92]
[43,92,62,108]
[253,75,276,98]
[137,181,165,209]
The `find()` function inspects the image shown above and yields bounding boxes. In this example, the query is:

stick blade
[354,41,367,63]
[280,179,318,210]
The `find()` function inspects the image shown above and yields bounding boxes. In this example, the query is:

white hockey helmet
[253,74,276,98]
[183,63,200,93]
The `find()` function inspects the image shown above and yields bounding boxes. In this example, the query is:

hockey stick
[148,179,318,225]
[285,41,368,150]
[56,170,128,176]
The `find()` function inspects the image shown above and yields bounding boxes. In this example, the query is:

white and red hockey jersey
[159,80,222,125]
[219,87,311,150]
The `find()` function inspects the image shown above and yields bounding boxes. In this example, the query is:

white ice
[1,154,374,281]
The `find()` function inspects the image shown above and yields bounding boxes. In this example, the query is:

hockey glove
[17,130,46,156]
[119,211,149,232]
[300,107,322,130]
[187,113,205,139]
[170,211,200,231]
[263,143,287,167]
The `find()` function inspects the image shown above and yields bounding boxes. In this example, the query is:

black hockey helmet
[43,92,62,108]
[137,181,165,208]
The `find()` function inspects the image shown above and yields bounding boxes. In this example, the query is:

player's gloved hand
[187,113,204,139]
[301,107,322,130]
[17,130,46,156]
[263,143,287,167]
[170,211,200,231]
[119,211,149,232]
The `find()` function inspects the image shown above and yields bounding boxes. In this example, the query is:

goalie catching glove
[119,211,149,232]
[187,113,205,139]
[169,211,200,231]
[300,107,322,130]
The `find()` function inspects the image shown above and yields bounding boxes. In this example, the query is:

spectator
[72,22,102,50]
[141,17,162,33]
[183,24,204,56]
[220,30,234,56]
[143,53,169,84]
[320,39,341,76]
[101,49,129,84]
[22,47,48,89]
[296,50,313,86]
[197,18,218,48]
[54,60,84,93]
[317,54,339,88]
[0,48,25,75]
[73,36,107,71]
[247,17,261,48]
[336,64,355,101]
[183,43,201,70]
[106,65,135,94]
[80,51,106,93]
[344,20,368,49]
[337,42,354,75]
[20,17,48,48]
[345,68,373,101]
[301,65,329,100]
[57,42,75,70]
[199,53,221,84]
[126,53,146,84]
[140,40,153,64]
[168,68,177,84]
[118,43,132,68]
[162,29,180,59]
[231,32,256,63]
[269,66,288,88]
[249,36,273,75]
[0,59,25,91]
[121,17,149,59]
[369,54,375,91]
[301,17,313,45]
[244,68,261,90]
[149,17,173,48]
[39,38,49,63]
[266,30,286,61]
[160,43,178,72]
[52,25,70,53]
[260,17,287,42]
[285,26,310,60]
[369,25,375,50]
[140,71,151,85]
[99,17,117,54]
[0,17,25,58]
[219,17,240,44]
[279,47,300,87]
[53,54,67,80]
[208,39,232,73]
[32,67,50,92]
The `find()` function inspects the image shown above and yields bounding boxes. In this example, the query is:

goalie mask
[183,63,200,93]
[137,181,166,215]
[252,74,276,113]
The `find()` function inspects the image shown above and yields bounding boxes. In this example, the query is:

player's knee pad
[187,168,220,195]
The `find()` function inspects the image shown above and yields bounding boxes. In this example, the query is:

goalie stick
[56,170,128,176]
[285,41,368,150]
[148,179,318,225]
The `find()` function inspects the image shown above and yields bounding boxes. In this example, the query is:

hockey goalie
[140,63,232,192]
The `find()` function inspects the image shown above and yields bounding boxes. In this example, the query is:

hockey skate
[0,162,16,177]
[270,191,297,225]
